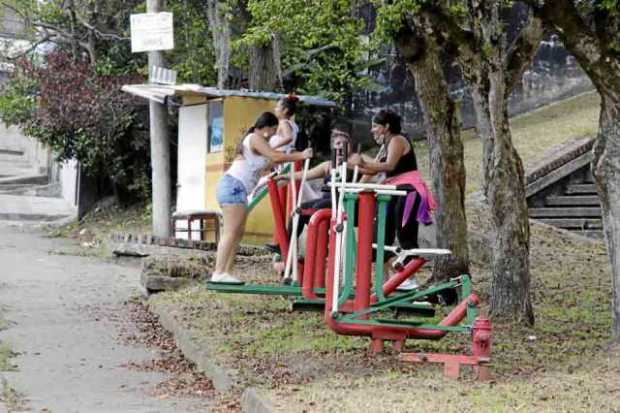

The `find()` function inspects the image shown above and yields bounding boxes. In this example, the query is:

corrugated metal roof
[121,83,337,107]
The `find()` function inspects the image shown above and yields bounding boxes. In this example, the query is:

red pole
[301,209,331,299]
[380,258,427,298]
[267,179,289,260]
[314,218,329,289]
[354,191,375,314]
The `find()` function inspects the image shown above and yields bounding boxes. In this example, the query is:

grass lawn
[151,213,616,411]
[415,91,600,194]
[147,91,616,411]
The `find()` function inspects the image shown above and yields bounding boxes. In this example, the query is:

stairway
[0,149,76,223]
[526,138,603,239]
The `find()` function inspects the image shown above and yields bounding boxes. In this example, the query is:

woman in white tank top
[212,112,313,284]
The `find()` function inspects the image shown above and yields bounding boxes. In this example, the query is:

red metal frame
[267,180,493,380]
[400,317,492,380]
[267,179,290,261]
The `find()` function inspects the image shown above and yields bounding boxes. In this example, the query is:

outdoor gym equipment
[207,148,492,379]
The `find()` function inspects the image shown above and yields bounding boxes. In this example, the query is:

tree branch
[504,13,544,93]
[419,3,476,54]
[73,11,129,41]
[526,0,602,68]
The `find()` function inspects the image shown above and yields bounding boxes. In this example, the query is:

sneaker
[396,277,419,291]
[210,272,244,285]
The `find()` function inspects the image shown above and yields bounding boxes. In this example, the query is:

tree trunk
[395,27,470,281]
[249,41,278,91]
[592,95,620,342]
[206,0,231,89]
[476,70,534,324]
[470,85,493,195]
[527,0,620,342]
[147,0,171,238]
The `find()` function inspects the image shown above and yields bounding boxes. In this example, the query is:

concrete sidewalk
[0,225,208,412]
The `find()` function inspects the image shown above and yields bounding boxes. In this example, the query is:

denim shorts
[216,174,248,206]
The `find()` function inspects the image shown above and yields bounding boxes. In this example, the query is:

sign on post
[130,12,174,53]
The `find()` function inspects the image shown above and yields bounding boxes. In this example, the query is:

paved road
[0,224,207,412]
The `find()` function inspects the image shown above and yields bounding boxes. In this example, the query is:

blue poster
[208,100,224,153]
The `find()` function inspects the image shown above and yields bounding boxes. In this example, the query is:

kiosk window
[207,100,224,153]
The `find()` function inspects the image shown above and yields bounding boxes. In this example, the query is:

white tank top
[270,119,299,153]
[226,134,271,193]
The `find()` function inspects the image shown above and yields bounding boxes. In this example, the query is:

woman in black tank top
[349,110,420,289]
[349,110,417,179]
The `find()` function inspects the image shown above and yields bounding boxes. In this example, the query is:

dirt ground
[149,211,620,412]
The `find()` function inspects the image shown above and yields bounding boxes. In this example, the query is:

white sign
[130,12,174,53]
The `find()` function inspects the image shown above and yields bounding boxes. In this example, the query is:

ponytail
[236,112,279,155]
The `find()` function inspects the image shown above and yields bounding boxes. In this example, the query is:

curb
[148,300,276,412]
[147,300,238,391]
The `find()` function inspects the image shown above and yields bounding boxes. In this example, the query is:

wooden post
[147,0,171,238]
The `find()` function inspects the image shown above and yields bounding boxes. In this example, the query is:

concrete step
[529,207,601,218]
[0,212,71,222]
[565,183,597,195]
[0,148,24,155]
[0,154,28,162]
[535,218,602,230]
[0,183,61,197]
[0,194,76,222]
[545,195,600,207]
[570,229,605,240]
[0,174,48,186]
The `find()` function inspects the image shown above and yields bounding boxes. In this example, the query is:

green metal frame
[247,164,291,211]
[334,275,474,333]
[209,175,479,331]
[339,193,358,307]
[206,282,311,296]
[374,194,390,302]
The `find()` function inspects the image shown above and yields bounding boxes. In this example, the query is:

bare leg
[214,204,248,275]
[225,218,246,274]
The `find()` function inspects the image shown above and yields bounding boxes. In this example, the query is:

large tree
[378,1,543,324]
[527,0,620,341]
[385,19,470,283]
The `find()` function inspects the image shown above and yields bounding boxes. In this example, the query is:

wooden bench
[172,210,221,243]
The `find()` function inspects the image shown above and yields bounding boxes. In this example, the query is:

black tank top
[380,135,417,178]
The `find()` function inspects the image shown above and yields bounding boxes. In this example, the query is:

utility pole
[147,0,171,238]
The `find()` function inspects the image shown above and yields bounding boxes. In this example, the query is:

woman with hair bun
[212,111,313,284]
[270,94,300,153]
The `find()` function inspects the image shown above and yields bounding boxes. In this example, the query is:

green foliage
[168,0,218,84]
[241,0,370,102]
[373,0,423,41]
[0,53,151,201]
[0,64,38,127]
[0,0,152,201]
[597,0,619,12]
